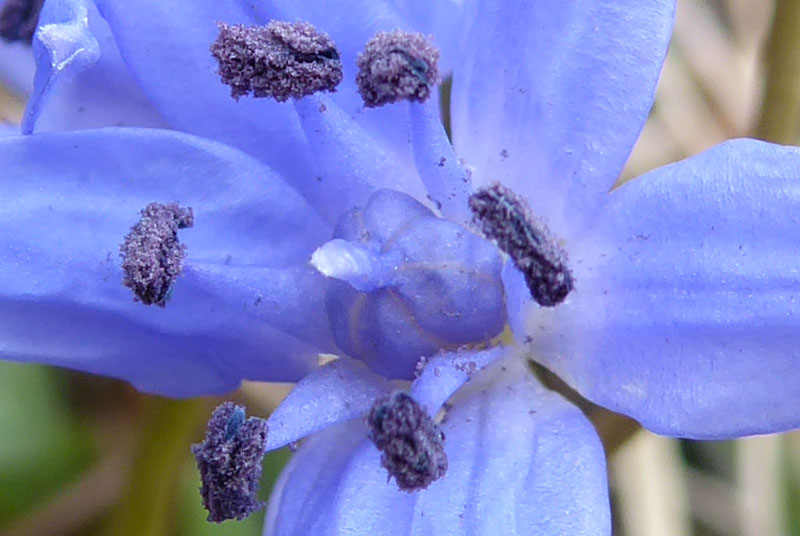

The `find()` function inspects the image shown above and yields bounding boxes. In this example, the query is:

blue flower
[0,0,504,395]
[1,0,800,533]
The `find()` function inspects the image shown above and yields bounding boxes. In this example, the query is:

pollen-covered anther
[210,20,343,101]
[0,0,43,44]
[119,202,193,307]
[356,30,440,108]
[192,402,269,523]
[367,391,447,492]
[469,183,574,306]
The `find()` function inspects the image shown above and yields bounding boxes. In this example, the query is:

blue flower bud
[311,189,506,378]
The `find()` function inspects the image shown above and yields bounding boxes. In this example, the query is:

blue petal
[24,0,166,132]
[450,0,675,235]
[93,0,428,219]
[514,139,800,438]
[265,356,610,536]
[23,0,101,133]
[265,357,392,451]
[0,128,333,396]
[387,0,464,73]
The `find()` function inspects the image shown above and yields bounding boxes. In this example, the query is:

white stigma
[310,239,400,292]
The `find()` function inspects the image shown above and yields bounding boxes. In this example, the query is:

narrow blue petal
[265,357,392,451]
[265,356,610,536]
[515,139,800,438]
[450,0,675,235]
[22,0,100,133]
[0,128,332,396]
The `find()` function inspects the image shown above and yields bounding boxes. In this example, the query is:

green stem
[107,396,213,536]
[756,0,800,143]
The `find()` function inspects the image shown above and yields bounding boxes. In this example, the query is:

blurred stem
[107,396,212,536]
[756,0,800,143]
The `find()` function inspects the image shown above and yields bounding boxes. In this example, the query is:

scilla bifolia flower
[0,0,798,534]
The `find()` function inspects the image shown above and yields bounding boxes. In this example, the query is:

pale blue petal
[387,0,464,73]
[265,357,392,451]
[22,0,100,133]
[450,0,674,236]
[0,128,333,396]
[516,139,800,438]
[265,356,610,536]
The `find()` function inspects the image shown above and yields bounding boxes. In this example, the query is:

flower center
[0,0,42,44]
[119,202,193,307]
[367,390,447,491]
[192,403,269,523]
[312,189,506,380]
[356,30,440,108]
[210,20,343,101]
[469,183,574,306]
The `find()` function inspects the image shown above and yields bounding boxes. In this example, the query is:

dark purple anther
[469,183,574,306]
[367,391,447,492]
[192,402,269,523]
[119,202,193,307]
[356,30,440,108]
[210,20,342,101]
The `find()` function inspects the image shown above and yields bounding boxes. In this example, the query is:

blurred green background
[1,0,799,534]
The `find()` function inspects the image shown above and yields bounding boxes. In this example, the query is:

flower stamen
[469,183,574,306]
[192,403,269,523]
[210,20,343,101]
[367,390,447,492]
[119,202,193,307]
[356,30,439,108]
